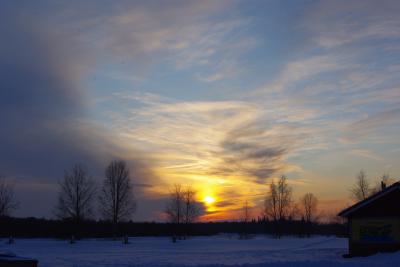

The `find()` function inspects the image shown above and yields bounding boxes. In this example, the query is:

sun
[204,195,215,205]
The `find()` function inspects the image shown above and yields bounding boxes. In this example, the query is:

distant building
[338,182,400,256]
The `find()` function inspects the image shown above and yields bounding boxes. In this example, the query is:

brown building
[338,182,400,256]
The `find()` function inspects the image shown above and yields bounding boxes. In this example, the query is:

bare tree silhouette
[99,160,136,236]
[301,193,318,223]
[165,184,201,239]
[165,184,184,225]
[239,200,252,239]
[371,173,393,194]
[300,193,318,237]
[264,180,278,222]
[351,170,370,201]
[0,176,18,217]
[55,164,96,224]
[165,184,184,241]
[183,186,200,224]
[265,175,292,221]
[241,200,251,223]
[264,175,292,237]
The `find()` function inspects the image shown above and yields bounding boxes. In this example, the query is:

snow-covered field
[1,235,400,267]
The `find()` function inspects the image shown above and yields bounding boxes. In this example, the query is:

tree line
[0,167,395,240]
[239,171,394,238]
[0,217,346,239]
[1,160,136,238]
[237,175,319,238]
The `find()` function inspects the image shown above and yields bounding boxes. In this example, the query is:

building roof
[338,182,400,217]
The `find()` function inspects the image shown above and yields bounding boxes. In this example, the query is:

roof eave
[337,183,400,218]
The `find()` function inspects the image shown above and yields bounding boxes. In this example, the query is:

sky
[1,0,400,221]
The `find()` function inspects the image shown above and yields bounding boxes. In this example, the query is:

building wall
[351,217,400,243]
[344,189,400,255]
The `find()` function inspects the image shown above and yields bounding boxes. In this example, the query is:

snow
[1,235,400,267]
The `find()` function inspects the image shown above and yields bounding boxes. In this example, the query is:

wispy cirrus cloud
[303,0,400,49]
[350,149,383,161]
[48,1,256,82]
[104,91,325,193]
[249,0,400,153]
[342,108,400,144]
[254,55,345,94]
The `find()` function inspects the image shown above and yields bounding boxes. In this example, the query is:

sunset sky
[1,0,400,221]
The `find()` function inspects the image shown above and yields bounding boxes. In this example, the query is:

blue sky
[1,0,400,221]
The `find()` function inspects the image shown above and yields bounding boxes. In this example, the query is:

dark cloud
[0,5,157,218]
[222,140,286,160]
[0,10,93,176]
[132,183,154,188]
[211,126,288,184]
[214,200,236,208]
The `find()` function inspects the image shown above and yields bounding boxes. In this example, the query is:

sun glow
[204,195,215,205]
